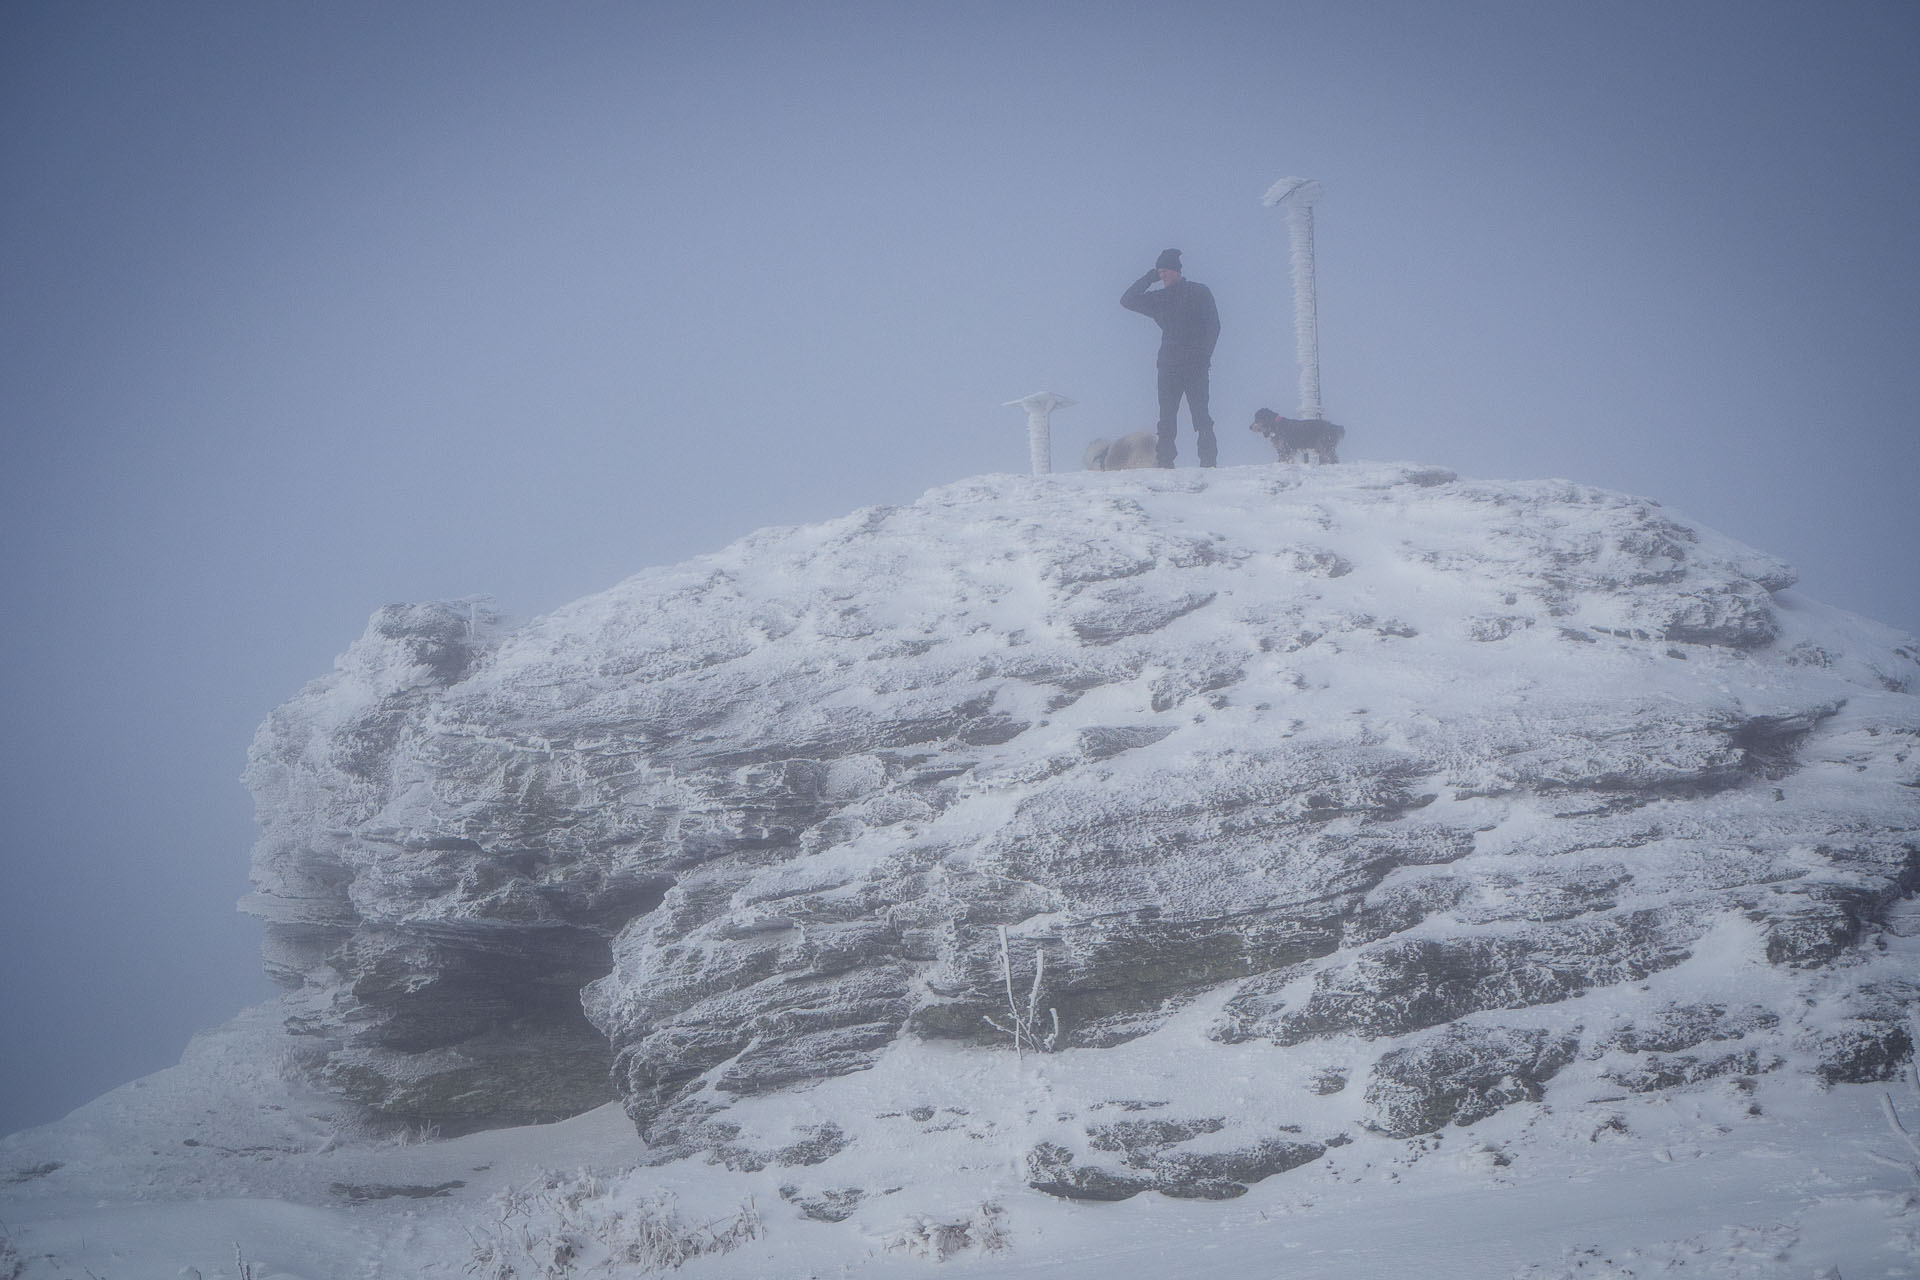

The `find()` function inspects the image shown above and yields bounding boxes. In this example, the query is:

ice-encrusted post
[983,924,1059,1060]
[1262,177,1324,421]
[1004,391,1075,476]
[1868,1007,1920,1186]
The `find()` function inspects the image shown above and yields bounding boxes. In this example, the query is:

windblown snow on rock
[243,463,1920,1199]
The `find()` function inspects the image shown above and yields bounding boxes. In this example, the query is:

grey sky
[3,0,1915,1136]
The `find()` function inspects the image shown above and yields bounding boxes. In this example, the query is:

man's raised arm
[1121,268,1161,314]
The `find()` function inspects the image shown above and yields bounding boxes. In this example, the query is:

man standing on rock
[1122,248,1221,468]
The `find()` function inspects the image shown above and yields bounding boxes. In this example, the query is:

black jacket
[1121,271,1220,369]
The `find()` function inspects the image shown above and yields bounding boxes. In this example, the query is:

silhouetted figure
[1121,249,1220,467]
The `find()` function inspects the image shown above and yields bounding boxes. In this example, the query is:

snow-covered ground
[7,463,1919,1279]
[4,996,1917,1278]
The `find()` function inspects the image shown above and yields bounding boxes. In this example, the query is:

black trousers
[1155,363,1216,468]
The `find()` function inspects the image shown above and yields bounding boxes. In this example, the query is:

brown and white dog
[1250,408,1344,464]
[1082,430,1160,470]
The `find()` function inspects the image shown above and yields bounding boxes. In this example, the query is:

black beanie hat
[1156,248,1183,271]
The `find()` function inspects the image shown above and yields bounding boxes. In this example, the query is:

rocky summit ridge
[243,462,1920,1200]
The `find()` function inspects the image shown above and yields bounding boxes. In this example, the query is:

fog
[3,0,1915,1137]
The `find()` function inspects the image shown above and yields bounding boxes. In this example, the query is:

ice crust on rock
[242,464,1920,1197]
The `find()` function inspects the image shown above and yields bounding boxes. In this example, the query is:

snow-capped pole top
[1263,175,1322,208]
[1002,391,1076,416]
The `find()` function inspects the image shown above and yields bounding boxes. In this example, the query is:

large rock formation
[245,465,1920,1196]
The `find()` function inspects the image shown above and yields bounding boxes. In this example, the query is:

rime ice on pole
[1004,391,1075,476]
[1262,176,1324,421]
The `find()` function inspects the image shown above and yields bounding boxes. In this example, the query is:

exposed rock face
[1366,1024,1580,1137]
[246,465,1920,1195]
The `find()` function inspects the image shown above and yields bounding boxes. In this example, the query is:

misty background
[3,0,1915,1138]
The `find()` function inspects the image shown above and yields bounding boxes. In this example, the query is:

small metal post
[1004,391,1076,476]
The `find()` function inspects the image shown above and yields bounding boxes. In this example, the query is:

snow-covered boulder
[243,464,1920,1198]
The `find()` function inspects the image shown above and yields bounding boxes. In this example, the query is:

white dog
[1082,430,1160,470]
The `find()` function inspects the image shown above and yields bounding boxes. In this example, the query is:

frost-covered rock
[244,464,1920,1197]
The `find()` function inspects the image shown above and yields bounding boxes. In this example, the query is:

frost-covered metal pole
[1004,391,1075,476]
[1262,177,1324,421]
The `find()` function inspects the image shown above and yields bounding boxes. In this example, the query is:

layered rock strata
[245,465,1920,1199]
